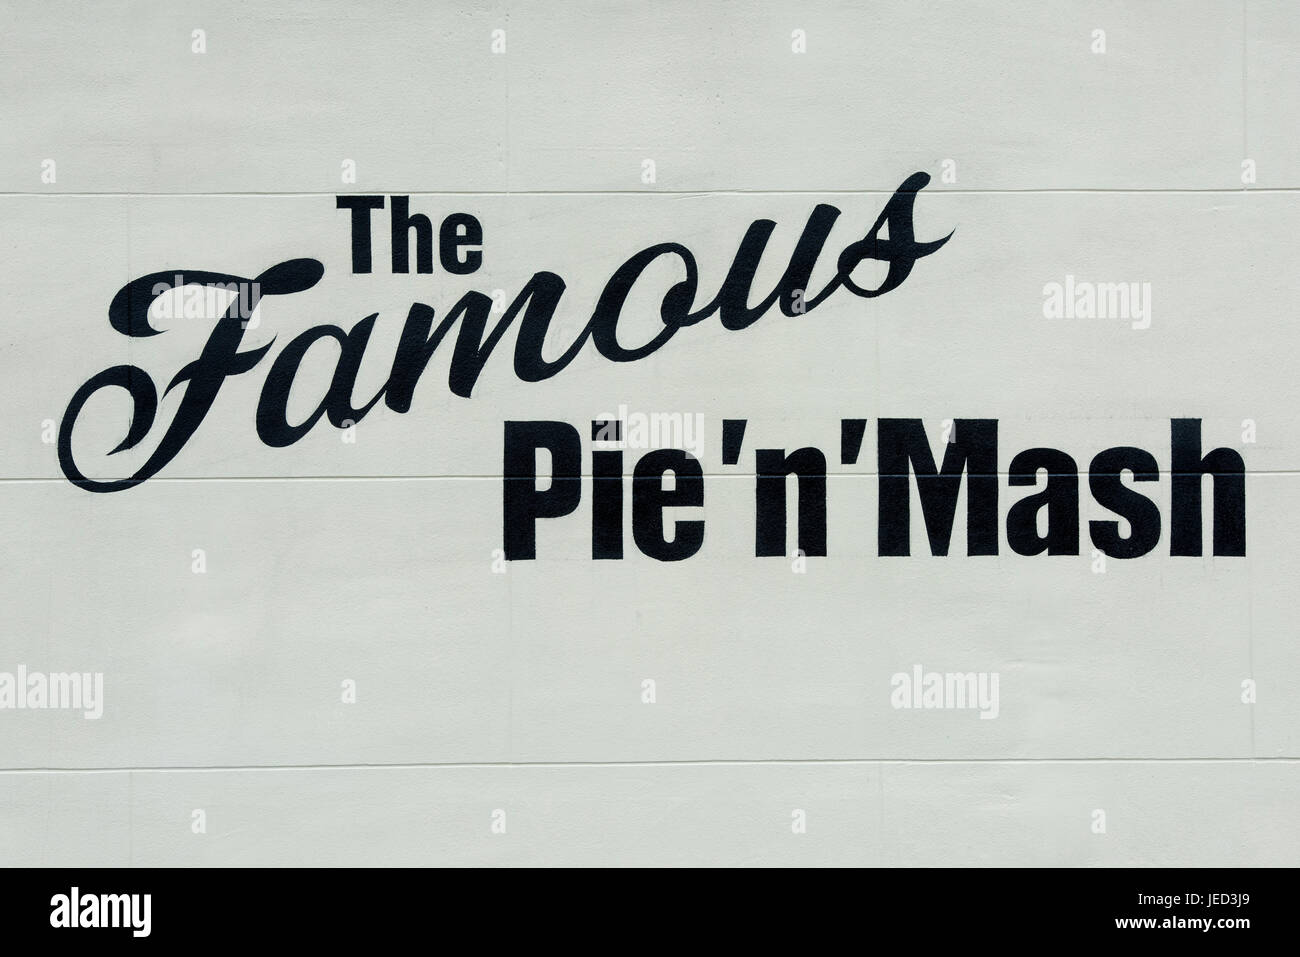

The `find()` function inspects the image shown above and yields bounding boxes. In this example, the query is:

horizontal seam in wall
[0,188,1297,197]
[0,758,1297,774]
[1,472,1297,483]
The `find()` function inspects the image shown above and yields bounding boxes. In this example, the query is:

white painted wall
[0,0,1296,865]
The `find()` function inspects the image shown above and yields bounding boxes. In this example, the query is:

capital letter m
[878,419,998,556]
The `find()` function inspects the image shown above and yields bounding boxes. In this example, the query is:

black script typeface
[58,173,952,491]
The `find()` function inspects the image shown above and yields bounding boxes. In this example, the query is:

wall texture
[1,0,1297,866]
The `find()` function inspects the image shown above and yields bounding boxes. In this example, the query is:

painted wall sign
[1,1,1296,870]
